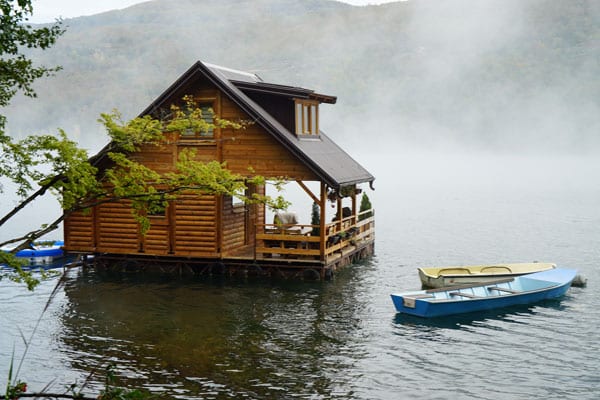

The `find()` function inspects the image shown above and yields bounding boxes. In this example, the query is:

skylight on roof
[204,62,262,82]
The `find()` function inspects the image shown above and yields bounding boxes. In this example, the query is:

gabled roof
[140,61,374,190]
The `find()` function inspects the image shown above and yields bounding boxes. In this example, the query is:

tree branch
[18,393,96,399]
[0,213,65,250]
[0,174,62,228]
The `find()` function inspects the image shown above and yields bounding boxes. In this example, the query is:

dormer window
[295,99,319,136]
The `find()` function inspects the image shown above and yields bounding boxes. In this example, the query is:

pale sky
[30,0,399,23]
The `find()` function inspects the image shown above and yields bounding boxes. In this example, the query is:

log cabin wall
[172,193,218,256]
[221,195,247,255]
[64,209,95,252]
[96,200,139,253]
[130,142,176,174]
[64,192,220,258]
[220,184,265,256]
[220,95,317,180]
[142,214,170,255]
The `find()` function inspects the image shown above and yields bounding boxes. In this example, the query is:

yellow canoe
[418,262,557,288]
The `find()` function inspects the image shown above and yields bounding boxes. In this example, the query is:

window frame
[294,99,319,137]
[232,187,245,209]
[178,97,217,141]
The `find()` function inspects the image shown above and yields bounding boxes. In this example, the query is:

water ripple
[3,155,600,399]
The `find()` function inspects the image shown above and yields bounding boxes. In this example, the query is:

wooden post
[320,182,327,261]
[93,205,99,251]
[337,196,342,232]
[168,201,176,254]
[246,182,256,246]
[216,194,223,254]
[352,190,357,226]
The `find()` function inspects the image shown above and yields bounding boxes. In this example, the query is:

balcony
[255,208,375,263]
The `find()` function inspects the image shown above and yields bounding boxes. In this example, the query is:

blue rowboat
[390,268,577,318]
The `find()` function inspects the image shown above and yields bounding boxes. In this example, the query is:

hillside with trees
[3,0,599,153]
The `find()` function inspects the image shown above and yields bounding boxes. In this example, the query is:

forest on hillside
[3,0,599,154]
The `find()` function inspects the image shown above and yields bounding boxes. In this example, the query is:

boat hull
[392,268,576,318]
[2,241,65,265]
[418,262,556,288]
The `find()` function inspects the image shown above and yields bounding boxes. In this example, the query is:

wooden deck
[89,213,375,280]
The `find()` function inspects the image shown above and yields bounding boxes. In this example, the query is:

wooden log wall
[221,195,247,254]
[96,200,139,253]
[220,96,317,180]
[172,193,218,256]
[130,143,175,174]
[142,215,170,255]
[64,209,95,251]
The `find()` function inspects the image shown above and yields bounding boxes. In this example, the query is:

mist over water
[2,0,597,154]
[365,150,600,268]
[323,0,599,154]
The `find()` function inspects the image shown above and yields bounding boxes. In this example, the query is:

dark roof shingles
[204,62,374,189]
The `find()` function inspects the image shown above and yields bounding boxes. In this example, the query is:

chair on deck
[264,212,304,256]
[272,211,301,234]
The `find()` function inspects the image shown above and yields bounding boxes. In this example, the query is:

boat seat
[487,286,519,294]
[449,292,481,299]
[402,293,434,308]
[404,294,435,299]
[426,277,514,293]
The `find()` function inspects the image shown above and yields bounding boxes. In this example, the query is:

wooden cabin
[64,61,375,279]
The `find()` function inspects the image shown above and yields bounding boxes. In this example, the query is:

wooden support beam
[296,180,321,206]
[352,191,357,226]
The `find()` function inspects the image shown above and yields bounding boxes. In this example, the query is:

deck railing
[255,209,375,262]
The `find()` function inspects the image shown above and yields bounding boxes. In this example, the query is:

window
[232,188,245,208]
[295,100,319,136]
[180,103,214,139]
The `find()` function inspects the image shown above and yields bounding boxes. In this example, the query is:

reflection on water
[392,299,568,332]
[58,265,372,398]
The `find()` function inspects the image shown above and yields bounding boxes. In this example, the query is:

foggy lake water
[1,152,599,399]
